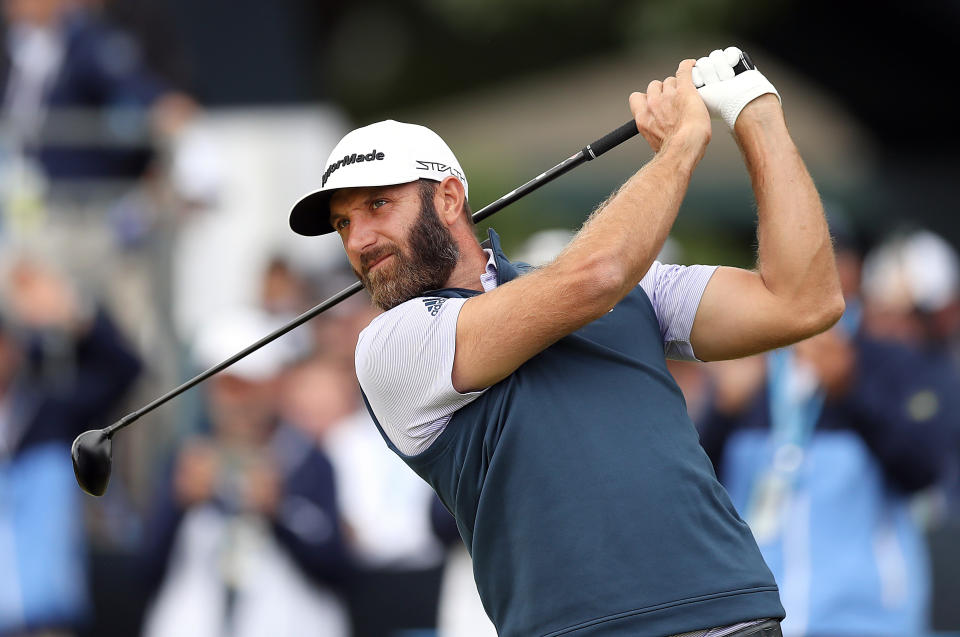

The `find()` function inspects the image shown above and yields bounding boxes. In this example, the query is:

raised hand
[693,46,780,130]
[629,59,711,154]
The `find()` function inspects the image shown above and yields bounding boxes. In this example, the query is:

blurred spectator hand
[240,457,281,516]
[173,439,220,507]
[705,356,766,415]
[150,91,199,140]
[794,328,856,399]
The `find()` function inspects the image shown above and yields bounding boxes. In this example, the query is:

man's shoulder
[360,297,455,337]
[356,295,467,372]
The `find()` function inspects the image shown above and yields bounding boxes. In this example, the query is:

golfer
[290,48,843,637]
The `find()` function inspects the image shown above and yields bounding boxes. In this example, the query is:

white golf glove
[692,47,780,129]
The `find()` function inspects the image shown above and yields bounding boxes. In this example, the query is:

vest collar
[424,228,523,298]
[480,227,522,286]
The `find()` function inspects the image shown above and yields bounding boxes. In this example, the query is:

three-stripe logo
[422,298,446,316]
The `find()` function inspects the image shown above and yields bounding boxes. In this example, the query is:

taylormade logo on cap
[318,120,468,196]
[322,149,386,187]
[289,120,469,236]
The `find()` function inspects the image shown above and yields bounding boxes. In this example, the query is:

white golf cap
[289,120,469,236]
[862,230,959,313]
[192,307,299,382]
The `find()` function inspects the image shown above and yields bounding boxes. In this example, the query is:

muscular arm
[690,96,845,361]
[453,60,711,392]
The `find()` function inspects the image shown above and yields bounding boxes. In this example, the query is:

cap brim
[290,176,427,237]
[290,190,336,236]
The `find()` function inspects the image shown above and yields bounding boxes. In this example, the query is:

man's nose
[345,217,378,256]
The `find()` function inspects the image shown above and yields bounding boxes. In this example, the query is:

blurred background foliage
[144,0,956,263]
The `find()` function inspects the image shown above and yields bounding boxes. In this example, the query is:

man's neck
[442,239,490,292]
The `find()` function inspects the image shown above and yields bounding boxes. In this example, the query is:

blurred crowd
[0,1,461,636]
[667,223,960,637]
[1,2,959,637]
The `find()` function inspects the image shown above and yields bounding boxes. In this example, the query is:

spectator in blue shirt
[1,0,195,181]
[698,227,957,636]
[0,254,141,637]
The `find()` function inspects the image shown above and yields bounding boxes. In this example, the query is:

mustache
[359,245,398,275]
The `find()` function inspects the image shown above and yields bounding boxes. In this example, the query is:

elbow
[797,291,846,338]
[820,291,846,331]
[578,254,630,315]
[551,249,642,320]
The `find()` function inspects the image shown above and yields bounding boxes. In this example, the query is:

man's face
[3,0,64,26]
[208,374,277,445]
[330,181,459,310]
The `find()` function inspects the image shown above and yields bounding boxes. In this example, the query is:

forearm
[453,138,704,392]
[557,134,704,305]
[452,60,711,391]
[737,98,843,325]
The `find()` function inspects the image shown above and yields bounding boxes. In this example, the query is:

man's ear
[436,176,466,226]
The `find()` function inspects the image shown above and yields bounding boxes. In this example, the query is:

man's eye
[334,218,349,231]
[372,199,388,209]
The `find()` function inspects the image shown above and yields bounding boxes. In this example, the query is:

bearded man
[288,50,843,637]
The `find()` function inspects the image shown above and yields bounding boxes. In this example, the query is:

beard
[354,191,460,311]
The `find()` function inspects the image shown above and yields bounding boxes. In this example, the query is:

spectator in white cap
[139,307,352,637]
[862,229,960,349]
[698,222,958,637]
[861,230,960,626]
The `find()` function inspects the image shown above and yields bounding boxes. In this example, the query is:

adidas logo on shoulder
[422,298,446,316]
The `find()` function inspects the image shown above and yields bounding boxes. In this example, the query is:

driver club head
[71,429,114,496]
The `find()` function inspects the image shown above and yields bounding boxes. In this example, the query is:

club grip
[583,49,756,160]
[583,120,640,159]
[732,49,756,75]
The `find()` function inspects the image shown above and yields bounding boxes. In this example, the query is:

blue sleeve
[836,338,957,493]
[65,14,167,108]
[27,308,142,445]
[138,461,187,599]
[270,448,354,588]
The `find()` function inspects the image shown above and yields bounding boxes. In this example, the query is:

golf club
[71,52,757,496]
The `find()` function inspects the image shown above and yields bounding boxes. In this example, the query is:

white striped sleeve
[638,261,718,361]
[355,296,487,456]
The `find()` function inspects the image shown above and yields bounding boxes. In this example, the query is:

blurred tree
[149,0,959,244]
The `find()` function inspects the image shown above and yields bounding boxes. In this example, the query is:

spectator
[860,228,960,630]
[260,256,310,317]
[697,225,957,636]
[859,230,960,508]
[280,351,446,637]
[139,307,350,637]
[0,254,141,637]
[1,0,198,338]
[861,229,960,360]
[307,271,379,372]
[0,0,194,180]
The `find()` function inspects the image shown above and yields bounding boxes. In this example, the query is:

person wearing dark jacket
[0,256,142,637]
[139,307,351,637]
[0,0,192,180]
[698,309,956,636]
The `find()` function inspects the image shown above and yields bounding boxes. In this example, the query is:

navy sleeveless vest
[362,229,784,636]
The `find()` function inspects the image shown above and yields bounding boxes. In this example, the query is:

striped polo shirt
[357,250,718,456]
